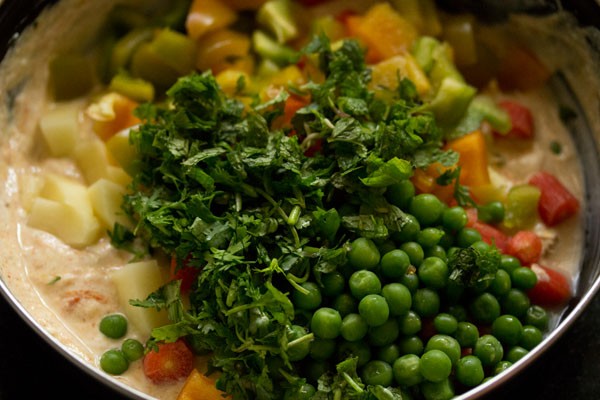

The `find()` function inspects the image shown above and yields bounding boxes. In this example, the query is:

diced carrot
[496,45,551,91]
[90,94,141,141]
[143,339,194,384]
[496,100,534,139]
[472,221,510,253]
[528,171,580,227]
[528,264,571,307]
[186,0,237,41]
[444,130,490,188]
[170,256,200,293]
[272,93,310,130]
[506,230,543,266]
[177,369,230,400]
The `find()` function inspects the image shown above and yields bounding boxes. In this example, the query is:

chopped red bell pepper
[472,220,510,253]
[506,230,543,266]
[170,256,200,293]
[497,100,534,139]
[528,171,580,226]
[528,264,571,306]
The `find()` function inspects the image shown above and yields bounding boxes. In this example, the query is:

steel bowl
[0,1,599,399]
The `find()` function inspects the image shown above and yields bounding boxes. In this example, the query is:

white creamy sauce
[0,1,592,399]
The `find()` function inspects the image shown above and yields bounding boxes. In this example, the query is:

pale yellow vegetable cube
[88,178,133,230]
[370,54,431,97]
[27,197,101,247]
[107,165,132,187]
[18,173,45,212]
[74,139,111,184]
[110,260,170,333]
[105,128,138,176]
[38,101,81,157]
[39,173,94,216]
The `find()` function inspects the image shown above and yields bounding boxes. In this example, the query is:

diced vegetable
[471,221,509,253]
[143,339,194,384]
[177,369,230,400]
[109,73,155,103]
[528,264,571,306]
[73,139,115,185]
[38,101,81,157]
[105,128,139,176]
[109,28,154,77]
[496,100,534,139]
[506,230,543,266]
[49,54,95,100]
[39,173,94,216]
[497,45,551,91]
[503,184,541,229]
[257,0,299,44]
[369,54,431,97]
[86,92,141,141]
[444,130,490,187]
[130,42,181,90]
[422,77,476,130]
[110,260,170,333]
[195,29,252,74]
[454,95,512,137]
[150,29,197,76]
[88,178,133,230]
[442,14,477,67]
[252,30,298,65]
[528,171,580,226]
[186,0,237,40]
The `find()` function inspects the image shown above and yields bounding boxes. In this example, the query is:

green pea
[386,180,415,210]
[418,257,448,289]
[433,313,458,335]
[501,289,531,318]
[499,254,521,274]
[398,335,424,356]
[381,249,411,279]
[100,349,129,375]
[349,270,382,300]
[287,325,311,361]
[413,288,440,318]
[340,313,369,342]
[348,237,380,270]
[442,206,468,231]
[447,305,468,322]
[455,355,484,387]
[361,360,393,386]
[473,335,504,367]
[454,322,479,348]
[524,305,550,331]
[409,194,445,227]
[377,239,397,256]
[511,267,538,290]
[310,338,336,360]
[401,272,420,294]
[491,315,523,346]
[478,201,505,224]
[400,241,425,267]
[376,344,401,365]
[393,214,421,243]
[469,293,501,324]
[420,349,452,382]
[493,360,512,376]
[505,346,529,363]
[424,334,461,366]
[284,383,316,400]
[368,319,400,347]
[381,283,412,316]
[99,314,128,339]
[420,379,454,400]
[399,310,422,336]
[470,240,491,254]
[416,227,445,248]
[489,269,512,297]
[311,307,342,339]
[332,293,356,318]
[456,228,482,248]
[393,354,423,386]
[337,341,371,367]
[358,294,389,327]
[121,338,144,362]
[425,245,447,262]
[520,325,543,350]
[293,281,322,310]
[320,272,345,297]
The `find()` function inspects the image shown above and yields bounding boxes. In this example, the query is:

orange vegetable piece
[272,93,310,130]
[143,340,194,384]
[195,29,251,74]
[186,0,237,41]
[344,3,418,63]
[444,130,490,188]
[88,93,141,141]
[410,164,454,204]
[177,369,231,400]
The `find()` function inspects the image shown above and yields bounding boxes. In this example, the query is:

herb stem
[255,187,289,221]
[287,332,314,349]
[342,372,364,393]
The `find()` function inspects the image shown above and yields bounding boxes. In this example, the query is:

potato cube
[110,260,170,333]
[39,173,94,216]
[74,139,111,184]
[88,178,132,230]
[38,101,81,157]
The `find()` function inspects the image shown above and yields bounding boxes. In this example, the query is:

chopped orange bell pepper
[186,0,237,41]
[86,93,141,141]
[177,369,231,400]
[272,93,311,130]
[344,3,418,64]
[410,164,454,204]
[444,130,490,187]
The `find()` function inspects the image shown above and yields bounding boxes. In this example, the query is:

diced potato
[74,139,112,184]
[107,165,132,187]
[105,128,139,176]
[88,179,132,230]
[110,260,170,333]
[39,173,94,216]
[27,197,101,247]
[38,101,81,157]
[18,173,45,212]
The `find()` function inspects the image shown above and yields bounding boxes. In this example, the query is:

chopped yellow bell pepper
[369,54,431,98]
[186,0,237,40]
[195,29,251,74]
[177,369,230,400]
[86,92,141,141]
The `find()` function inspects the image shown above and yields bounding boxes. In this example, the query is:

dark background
[1,289,600,400]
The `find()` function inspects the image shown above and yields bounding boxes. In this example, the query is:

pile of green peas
[284,182,550,400]
[98,313,145,375]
